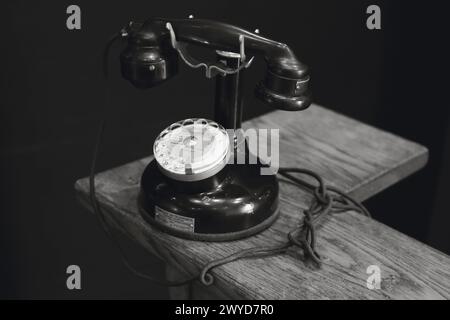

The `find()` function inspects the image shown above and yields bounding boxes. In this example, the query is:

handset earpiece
[120,21,179,88]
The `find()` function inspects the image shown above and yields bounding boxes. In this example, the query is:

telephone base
[138,159,279,241]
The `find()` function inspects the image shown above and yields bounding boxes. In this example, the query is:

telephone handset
[116,17,312,240]
[120,18,311,111]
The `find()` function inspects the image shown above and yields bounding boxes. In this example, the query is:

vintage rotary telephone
[91,18,369,284]
[114,17,312,241]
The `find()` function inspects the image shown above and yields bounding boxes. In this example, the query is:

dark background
[1,0,449,298]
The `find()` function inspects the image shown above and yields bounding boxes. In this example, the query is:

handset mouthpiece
[255,46,311,111]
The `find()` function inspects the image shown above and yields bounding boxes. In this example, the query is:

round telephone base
[138,159,280,241]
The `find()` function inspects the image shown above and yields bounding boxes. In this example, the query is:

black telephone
[116,17,311,241]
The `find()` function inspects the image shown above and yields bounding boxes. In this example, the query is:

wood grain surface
[75,104,450,299]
